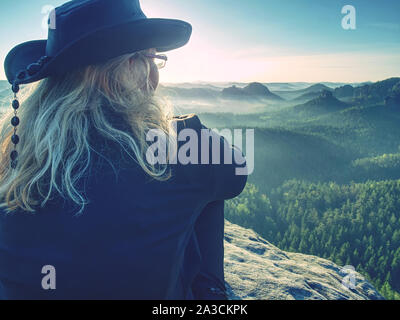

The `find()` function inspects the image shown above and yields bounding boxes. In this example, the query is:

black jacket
[0,114,247,299]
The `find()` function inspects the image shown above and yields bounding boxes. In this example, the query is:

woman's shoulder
[171,114,248,201]
[172,114,203,132]
[172,113,199,122]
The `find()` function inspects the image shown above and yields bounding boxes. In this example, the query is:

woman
[0,0,247,299]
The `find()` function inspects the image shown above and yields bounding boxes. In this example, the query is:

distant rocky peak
[320,90,334,99]
[243,82,272,95]
[222,85,247,96]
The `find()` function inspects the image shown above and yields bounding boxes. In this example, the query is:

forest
[195,78,400,299]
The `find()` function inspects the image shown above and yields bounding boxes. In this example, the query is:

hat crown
[4,0,192,85]
[46,0,147,56]
[55,0,142,15]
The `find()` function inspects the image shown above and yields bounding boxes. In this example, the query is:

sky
[0,0,399,83]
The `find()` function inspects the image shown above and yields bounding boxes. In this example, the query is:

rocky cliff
[224,221,383,300]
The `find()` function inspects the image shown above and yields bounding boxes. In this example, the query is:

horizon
[0,77,397,87]
[0,0,399,83]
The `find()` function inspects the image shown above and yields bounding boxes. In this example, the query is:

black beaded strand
[10,82,20,169]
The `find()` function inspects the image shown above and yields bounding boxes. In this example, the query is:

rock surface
[224,221,383,300]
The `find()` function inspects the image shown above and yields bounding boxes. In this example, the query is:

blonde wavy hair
[0,48,175,214]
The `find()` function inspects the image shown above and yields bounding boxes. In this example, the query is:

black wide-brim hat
[4,0,192,85]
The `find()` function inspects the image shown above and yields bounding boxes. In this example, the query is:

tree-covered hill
[334,77,400,106]
[290,90,349,117]
[199,77,400,299]
[221,82,284,101]
[242,82,284,101]
[248,127,351,191]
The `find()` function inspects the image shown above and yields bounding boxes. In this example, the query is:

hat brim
[5,18,192,85]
